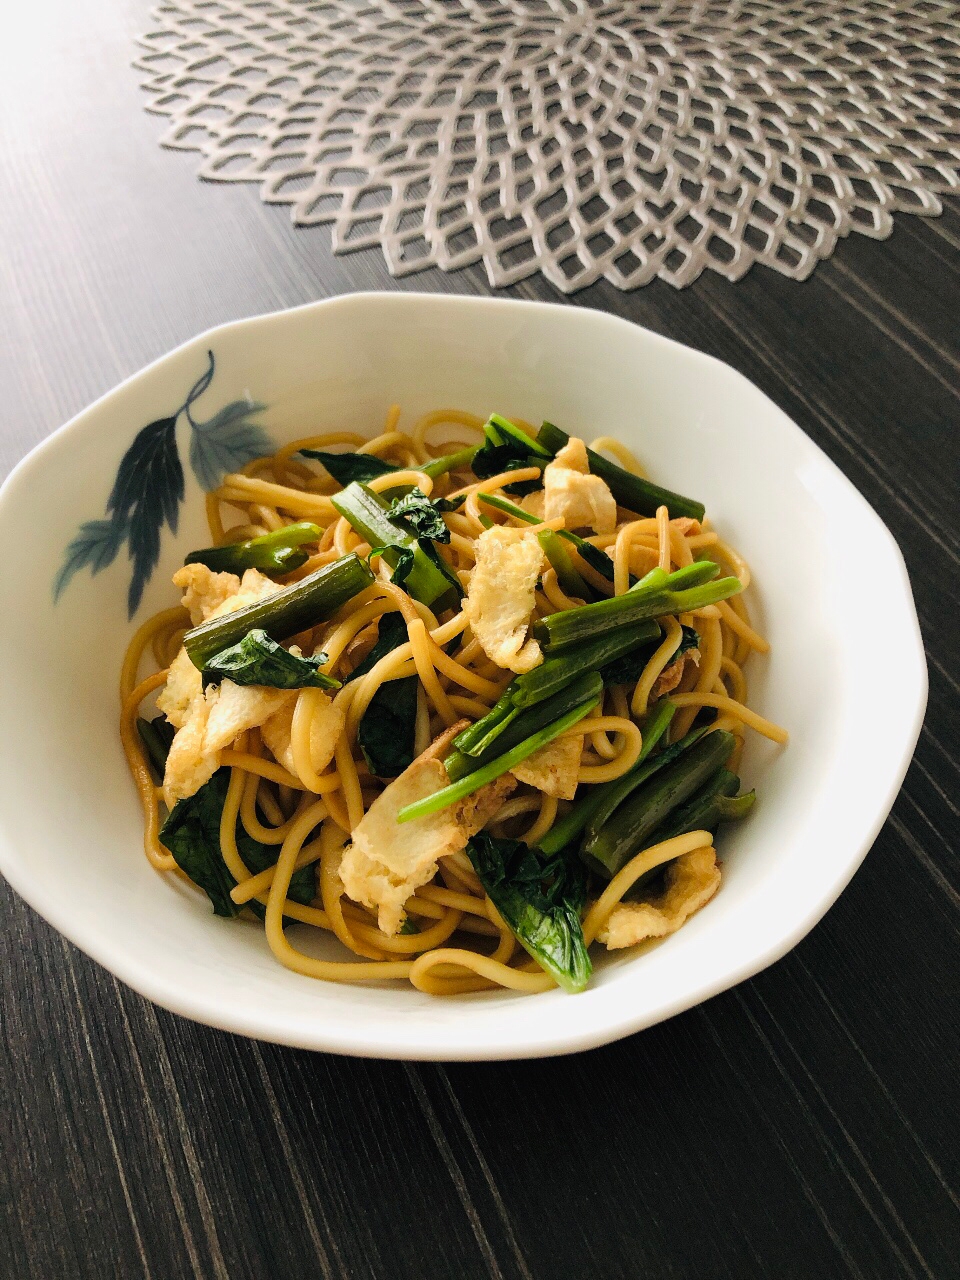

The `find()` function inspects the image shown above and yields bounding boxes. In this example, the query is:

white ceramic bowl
[0,293,925,1059]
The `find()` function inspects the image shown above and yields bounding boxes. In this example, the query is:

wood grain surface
[1,4,958,1278]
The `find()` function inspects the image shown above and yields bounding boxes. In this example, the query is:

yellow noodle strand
[119,671,175,871]
[631,615,684,718]
[407,618,459,727]
[410,949,555,994]
[573,716,643,782]
[673,614,723,740]
[264,803,414,982]
[669,693,788,743]
[120,608,188,701]
[588,436,647,476]
[319,822,384,959]
[230,835,324,903]
[716,598,769,653]
[524,794,559,845]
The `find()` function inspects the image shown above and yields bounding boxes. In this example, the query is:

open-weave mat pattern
[136,1,960,291]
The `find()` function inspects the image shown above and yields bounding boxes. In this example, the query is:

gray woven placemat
[136,1,960,291]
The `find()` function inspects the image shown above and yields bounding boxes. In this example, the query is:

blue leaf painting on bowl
[54,351,275,617]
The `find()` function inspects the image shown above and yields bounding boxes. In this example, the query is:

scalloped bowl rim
[0,292,926,1059]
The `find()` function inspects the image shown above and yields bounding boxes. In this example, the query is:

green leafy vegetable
[387,487,451,543]
[434,494,466,513]
[184,522,322,576]
[358,676,419,778]
[331,482,461,609]
[201,629,340,691]
[137,715,176,779]
[471,414,550,496]
[300,449,398,485]
[536,421,705,521]
[467,832,591,994]
[160,770,316,918]
[302,445,477,486]
[601,624,700,686]
[344,612,419,778]
[184,553,374,670]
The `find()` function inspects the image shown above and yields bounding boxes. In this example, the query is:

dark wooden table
[2,4,958,1277]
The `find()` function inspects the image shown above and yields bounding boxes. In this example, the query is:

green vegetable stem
[583,729,736,879]
[512,621,661,707]
[331,482,460,609]
[184,553,373,670]
[535,421,705,521]
[471,414,551,495]
[184,522,322,576]
[533,563,741,650]
[649,768,755,845]
[453,625,661,760]
[582,726,710,847]
[536,699,677,857]
[537,529,591,599]
[397,695,600,823]
[445,673,602,782]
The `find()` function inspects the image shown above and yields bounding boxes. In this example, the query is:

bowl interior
[0,294,925,1058]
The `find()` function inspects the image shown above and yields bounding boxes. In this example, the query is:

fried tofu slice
[543,437,617,535]
[173,564,241,626]
[464,525,544,674]
[162,697,218,801]
[260,693,345,778]
[519,490,545,520]
[597,847,721,950]
[172,563,280,626]
[202,681,294,756]
[340,723,517,935]
[156,647,203,729]
[163,682,296,806]
[510,733,583,800]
